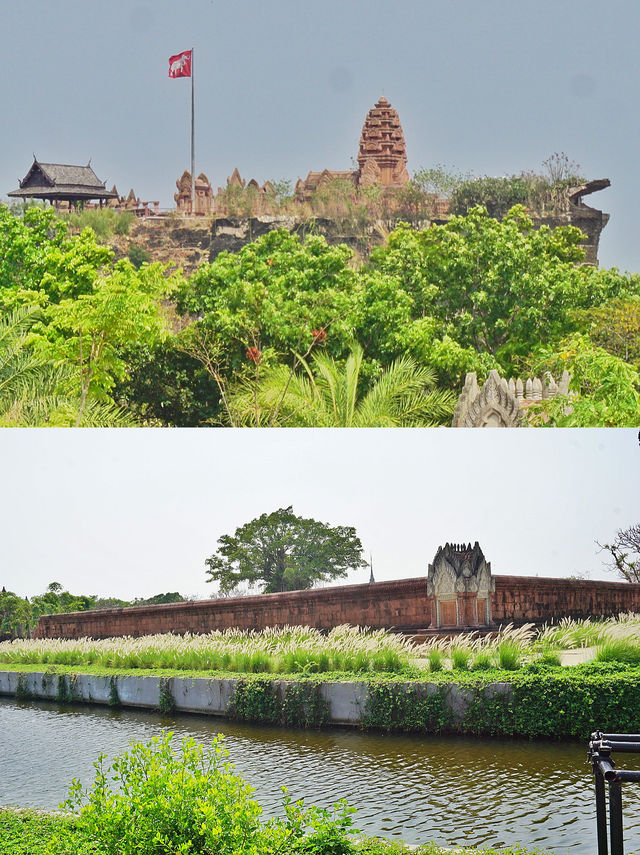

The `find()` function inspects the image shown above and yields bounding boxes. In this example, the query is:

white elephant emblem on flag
[168,50,192,78]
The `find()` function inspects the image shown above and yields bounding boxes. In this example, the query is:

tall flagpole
[190,46,195,215]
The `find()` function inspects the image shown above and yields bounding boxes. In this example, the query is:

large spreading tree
[205,507,367,595]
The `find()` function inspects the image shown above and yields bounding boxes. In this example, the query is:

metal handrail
[589,731,640,854]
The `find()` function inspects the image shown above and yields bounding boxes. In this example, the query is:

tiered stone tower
[356,96,410,188]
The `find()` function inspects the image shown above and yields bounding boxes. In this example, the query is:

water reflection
[2,697,638,853]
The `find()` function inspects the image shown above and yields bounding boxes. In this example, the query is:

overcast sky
[1,1,639,271]
[1,428,637,601]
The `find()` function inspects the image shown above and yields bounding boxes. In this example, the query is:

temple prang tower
[356,96,410,188]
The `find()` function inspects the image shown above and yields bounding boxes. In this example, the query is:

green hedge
[7,661,640,740]
[230,678,329,728]
[363,662,640,739]
[225,663,640,739]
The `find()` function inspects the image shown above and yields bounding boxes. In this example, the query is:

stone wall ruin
[33,543,640,639]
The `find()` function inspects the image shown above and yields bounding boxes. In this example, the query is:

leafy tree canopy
[205,506,367,594]
[0,583,188,638]
[0,205,182,422]
[134,592,186,606]
[575,296,640,367]
[370,206,640,374]
[178,229,361,369]
[527,334,640,427]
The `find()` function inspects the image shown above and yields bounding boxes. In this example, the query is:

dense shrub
[450,175,529,218]
[230,678,329,728]
[364,682,453,733]
[0,808,552,854]
[127,242,151,268]
[63,732,357,855]
[362,667,640,739]
[66,208,134,239]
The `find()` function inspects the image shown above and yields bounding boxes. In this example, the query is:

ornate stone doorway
[426,542,495,629]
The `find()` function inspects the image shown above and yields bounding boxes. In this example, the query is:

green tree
[412,164,473,198]
[0,205,67,309]
[135,592,186,605]
[0,205,183,424]
[577,296,640,366]
[227,344,455,427]
[179,229,360,370]
[0,589,31,638]
[450,176,530,218]
[45,260,178,424]
[205,506,367,594]
[371,207,640,372]
[269,178,294,207]
[528,334,640,427]
[127,243,152,269]
[0,305,134,426]
[113,339,221,426]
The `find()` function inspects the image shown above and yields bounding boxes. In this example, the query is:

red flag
[168,50,192,78]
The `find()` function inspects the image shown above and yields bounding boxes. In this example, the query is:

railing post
[609,779,624,855]
[594,763,609,855]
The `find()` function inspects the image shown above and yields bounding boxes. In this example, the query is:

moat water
[2,697,639,854]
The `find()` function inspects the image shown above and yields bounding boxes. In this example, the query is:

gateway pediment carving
[427,542,495,627]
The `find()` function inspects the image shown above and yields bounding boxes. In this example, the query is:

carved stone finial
[532,377,543,401]
[227,167,245,188]
[544,373,558,399]
[451,372,480,426]
[453,369,573,426]
[174,170,192,212]
[451,370,523,427]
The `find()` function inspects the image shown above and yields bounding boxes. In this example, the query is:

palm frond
[226,345,455,427]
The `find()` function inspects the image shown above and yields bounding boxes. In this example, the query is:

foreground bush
[62,732,356,854]
[0,807,552,854]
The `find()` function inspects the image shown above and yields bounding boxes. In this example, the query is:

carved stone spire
[356,96,409,188]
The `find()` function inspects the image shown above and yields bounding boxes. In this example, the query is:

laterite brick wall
[33,578,430,639]
[33,575,640,639]
[493,576,640,624]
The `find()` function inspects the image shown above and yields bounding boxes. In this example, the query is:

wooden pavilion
[8,158,118,208]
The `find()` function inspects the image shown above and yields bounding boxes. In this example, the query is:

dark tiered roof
[8,159,118,202]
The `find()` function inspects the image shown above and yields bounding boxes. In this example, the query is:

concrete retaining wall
[0,671,511,727]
